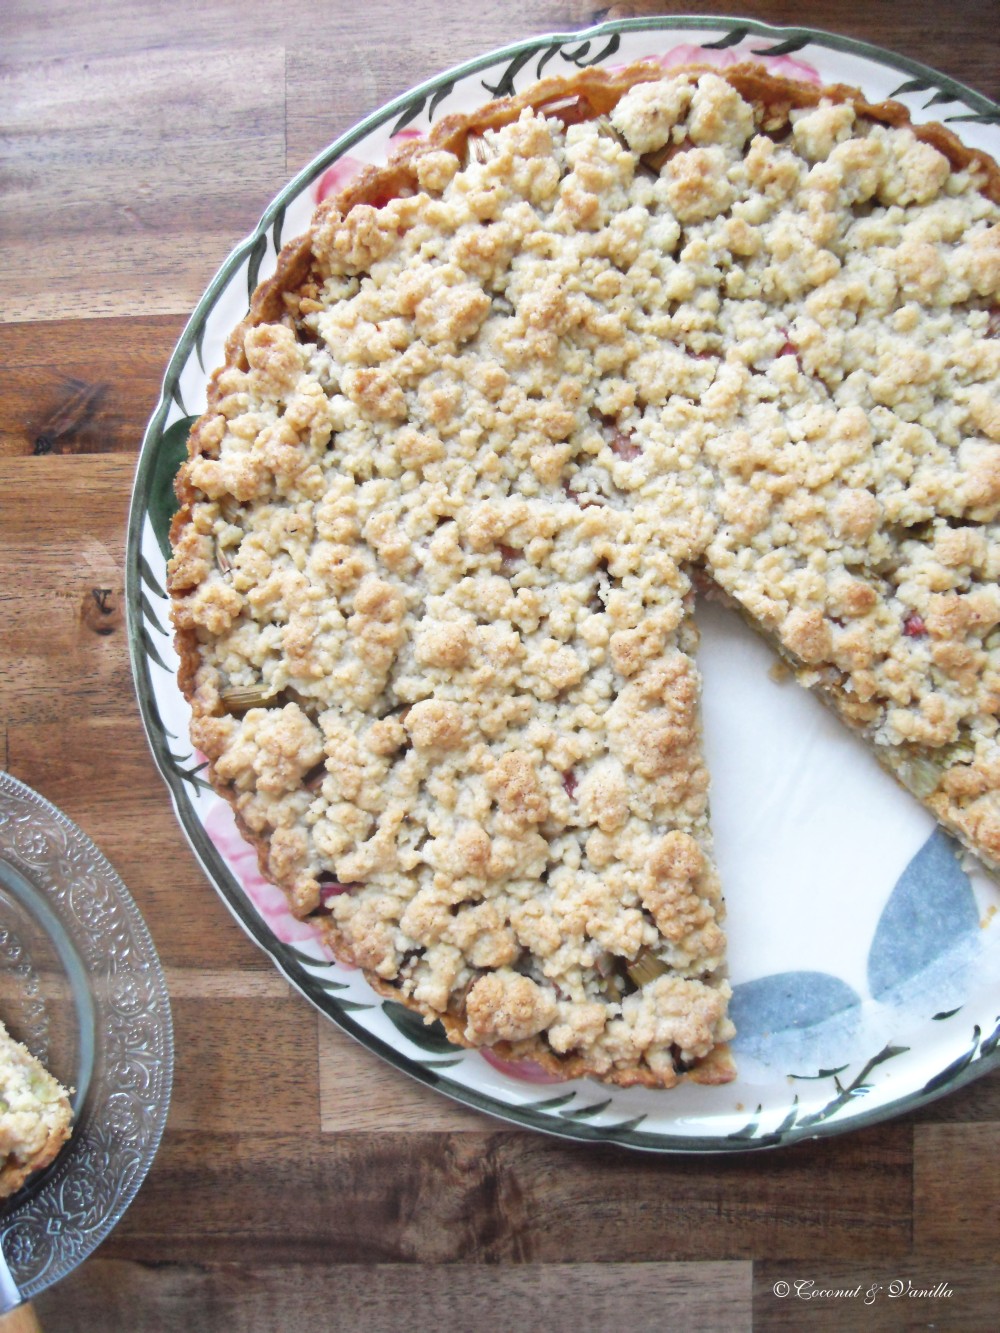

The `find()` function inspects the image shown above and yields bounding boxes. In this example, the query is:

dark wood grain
[105,1124,911,1264]
[169,997,321,1134]
[3,1,1000,1327]
[34,1259,753,1333]
[0,317,186,456]
[913,1124,1000,1259]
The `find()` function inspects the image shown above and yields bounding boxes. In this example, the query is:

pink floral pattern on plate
[203,798,337,960]
[314,128,425,204]
[480,1048,567,1084]
[315,156,366,204]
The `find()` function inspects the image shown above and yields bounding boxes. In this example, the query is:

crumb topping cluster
[169,69,1000,1086]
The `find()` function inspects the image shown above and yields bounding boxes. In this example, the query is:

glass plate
[126,16,1000,1152]
[0,772,173,1296]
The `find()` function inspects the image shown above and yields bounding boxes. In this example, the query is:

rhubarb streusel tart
[0,1020,72,1197]
[168,61,1000,1087]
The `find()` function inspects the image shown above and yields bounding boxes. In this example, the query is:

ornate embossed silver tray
[0,772,172,1298]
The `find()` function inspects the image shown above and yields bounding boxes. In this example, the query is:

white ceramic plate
[127,16,1000,1151]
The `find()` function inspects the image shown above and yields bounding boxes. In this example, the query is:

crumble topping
[170,67,1000,1087]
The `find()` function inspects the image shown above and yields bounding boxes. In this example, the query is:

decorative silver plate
[0,772,172,1297]
[127,16,1000,1151]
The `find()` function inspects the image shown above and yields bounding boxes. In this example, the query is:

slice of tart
[168,60,1000,1087]
[0,1020,72,1197]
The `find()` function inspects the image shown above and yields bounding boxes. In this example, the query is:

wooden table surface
[3,1,999,1328]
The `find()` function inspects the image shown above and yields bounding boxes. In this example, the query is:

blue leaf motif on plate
[729,971,861,1060]
[867,828,979,1003]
